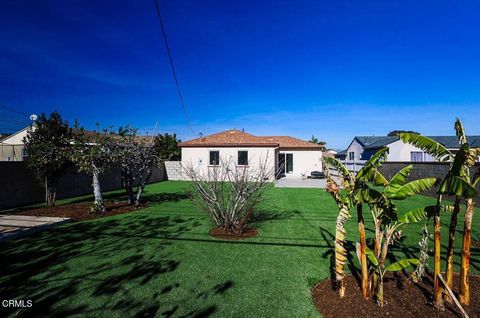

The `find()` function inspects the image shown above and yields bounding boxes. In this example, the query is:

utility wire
[152,0,197,136]
[0,105,31,117]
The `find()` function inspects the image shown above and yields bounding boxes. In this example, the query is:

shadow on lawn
[0,210,223,318]
[67,190,193,205]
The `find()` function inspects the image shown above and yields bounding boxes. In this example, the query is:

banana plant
[363,167,436,306]
[322,156,354,298]
[322,149,387,299]
[397,118,479,306]
[365,246,420,306]
[353,147,389,299]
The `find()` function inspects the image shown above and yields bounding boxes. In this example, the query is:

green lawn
[1,181,479,317]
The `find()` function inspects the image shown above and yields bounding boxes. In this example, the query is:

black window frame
[209,150,220,166]
[348,151,355,161]
[237,150,248,166]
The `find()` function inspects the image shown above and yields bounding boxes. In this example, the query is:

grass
[0,181,479,317]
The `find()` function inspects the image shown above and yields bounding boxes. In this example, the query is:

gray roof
[354,135,480,150]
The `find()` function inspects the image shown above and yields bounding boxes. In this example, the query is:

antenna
[29,114,38,121]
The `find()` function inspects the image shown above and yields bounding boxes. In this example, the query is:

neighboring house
[178,129,324,179]
[343,135,480,163]
[0,127,30,161]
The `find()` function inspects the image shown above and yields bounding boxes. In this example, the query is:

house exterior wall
[277,149,323,178]
[345,139,365,161]
[181,146,277,180]
[385,140,435,162]
[0,144,25,161]
[0,127,30,161]
[345,138,435,162]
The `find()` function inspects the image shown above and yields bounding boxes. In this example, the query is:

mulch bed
[312,273,480,318]
[2,201,145,221]
[209,226,258,240]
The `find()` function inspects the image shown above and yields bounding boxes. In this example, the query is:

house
[343,135,480,163]
[0,126,30,161]
[178,129,324,179]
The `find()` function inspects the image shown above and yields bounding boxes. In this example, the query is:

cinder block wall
[164,161,184,180]
[0,162,166,210]
[379,162,480,205]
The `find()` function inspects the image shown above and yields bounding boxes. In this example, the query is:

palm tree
[397,118,479,306]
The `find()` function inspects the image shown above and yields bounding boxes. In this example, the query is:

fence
[0,162,166,210]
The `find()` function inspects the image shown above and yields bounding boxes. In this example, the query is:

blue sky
[1,0,479,149]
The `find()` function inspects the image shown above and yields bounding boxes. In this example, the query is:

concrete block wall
[0,162,166,210]
[379,162,480,205]
[164,161,184,180]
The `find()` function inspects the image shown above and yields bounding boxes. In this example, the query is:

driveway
[274,178,326,188]
[0,215,70,241]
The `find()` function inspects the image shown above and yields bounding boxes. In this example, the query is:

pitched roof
[353,135,480,150]
[178,129,323,149]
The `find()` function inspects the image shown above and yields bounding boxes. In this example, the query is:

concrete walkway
[275,178,327,188]
[0,215,70,241]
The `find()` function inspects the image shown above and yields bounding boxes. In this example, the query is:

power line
[152,0,197,136]
[0,105,31,117]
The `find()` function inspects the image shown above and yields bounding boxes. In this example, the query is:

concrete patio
[274,177,326,188]
[0,215,70,241]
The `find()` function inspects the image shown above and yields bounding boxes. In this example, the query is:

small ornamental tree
[71,128,115,213]
[184,156,271,234]
[153,133,181,160]
[23,111,75,206]
[114,126,159,206]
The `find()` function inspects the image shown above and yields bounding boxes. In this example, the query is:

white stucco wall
[181,147,277,180]
[1,127,30,145]
[344,138,435,162]
[345,139,364,161]
[386,140,435,161]
[278,149,323,178]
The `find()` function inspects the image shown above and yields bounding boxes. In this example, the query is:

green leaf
[385,258,420,272]
[473,166,480,188]
[357,148,389,184]
[365,247,379,267]
[388,177,436,200]
[397,133,451,162]
[399,206,436,223]
[438,175,477,198]
[322,156,351,181]
[388,165,413,188]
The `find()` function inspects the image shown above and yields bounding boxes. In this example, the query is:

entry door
[278,153,293,174]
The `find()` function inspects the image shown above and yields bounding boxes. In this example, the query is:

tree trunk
[376,237,390,306]
[357,204,369,299]
[134,169,152,207]
[459,198,475,305]
[92,167,105,213]
[121,170,135,205]
[334,204,350,298]
[433,201,443,308]
[445,196,460,303]
[44,178,57,207]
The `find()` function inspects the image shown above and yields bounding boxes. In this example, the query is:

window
[209,151,220,165]
[410,151,424,162]
[21,148,28,158]
[348,151,355,161]
[238,151,248,166]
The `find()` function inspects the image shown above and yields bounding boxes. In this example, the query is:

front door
[277,153,293,175]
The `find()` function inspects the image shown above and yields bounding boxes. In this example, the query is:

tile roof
[178,129,323,149]
[354,135,480,150]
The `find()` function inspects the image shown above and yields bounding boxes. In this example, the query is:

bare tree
[113,126,159,206]
[184,156,271,234]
